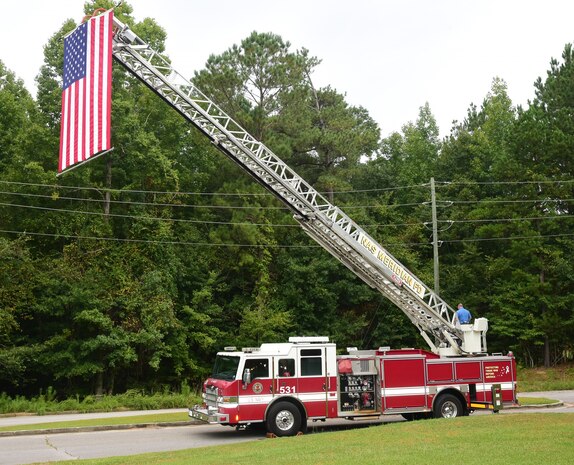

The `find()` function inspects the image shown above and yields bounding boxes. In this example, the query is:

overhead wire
[3,196,574,229]
[2,227,573,248]
[0,190,425,210]
[0,228,321,248]
[436,179,574,186]
[0,179,429,196]
[3,179,574,248]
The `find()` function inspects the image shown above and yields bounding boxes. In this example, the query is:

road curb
[0,420,204,438]
[509,401,564,409]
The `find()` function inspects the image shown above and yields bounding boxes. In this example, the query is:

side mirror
[242,369,251,388]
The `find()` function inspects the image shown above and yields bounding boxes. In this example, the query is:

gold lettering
[359,234,425,298]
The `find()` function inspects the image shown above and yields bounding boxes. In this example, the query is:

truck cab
[190,337,338,436]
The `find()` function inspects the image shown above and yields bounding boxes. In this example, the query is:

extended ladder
[110,17,486,355]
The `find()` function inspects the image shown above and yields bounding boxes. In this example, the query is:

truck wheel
[433,394,463,419]
[266,401,302,437]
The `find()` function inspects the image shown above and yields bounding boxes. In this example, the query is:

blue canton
[63,22,88,90]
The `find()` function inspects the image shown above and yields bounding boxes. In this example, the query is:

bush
[0,385,201,415]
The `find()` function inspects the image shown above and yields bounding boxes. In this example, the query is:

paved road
[0,391,572,465]
[518,390,574,404]
[0,423,263,465]
[0,409,188,428]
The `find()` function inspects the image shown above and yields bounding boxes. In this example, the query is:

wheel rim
[275,409,295,431]
[440,400,458,418]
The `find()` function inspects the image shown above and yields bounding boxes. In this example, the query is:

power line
[437,179,574,186]
[1,202,431,229]
[0,202,299,227]
[0,190,287,209]
[0,190,423,210]
[2,227,573,249]
[443,233,574,244]
[6,178,574,195]
[444,214,574,224]
[0,228,319,248]
[4,200,574,230]
[0,179,429,196]
[447,198,574,205]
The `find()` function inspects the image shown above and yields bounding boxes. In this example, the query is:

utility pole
[430,177,439,294]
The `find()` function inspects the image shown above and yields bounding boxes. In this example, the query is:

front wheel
[266,401,302,437]
[433,394,463,419]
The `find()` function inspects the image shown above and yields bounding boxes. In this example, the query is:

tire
[266,401,302,437]
[433,394,463,419]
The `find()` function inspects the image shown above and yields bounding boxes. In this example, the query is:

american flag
[59,9,113,173]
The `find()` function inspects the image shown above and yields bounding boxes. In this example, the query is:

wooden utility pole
[430,177,439,294]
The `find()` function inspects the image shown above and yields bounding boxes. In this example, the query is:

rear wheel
[266,401,302,437]
[433,394,463,418]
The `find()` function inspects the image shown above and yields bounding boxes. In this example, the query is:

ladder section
[111,18,470,354]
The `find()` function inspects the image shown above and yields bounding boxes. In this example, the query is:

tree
[194,31,318,140]
[504,44,574,365]
[278,85,380,201]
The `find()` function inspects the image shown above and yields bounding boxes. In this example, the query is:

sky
[1,0,574,138]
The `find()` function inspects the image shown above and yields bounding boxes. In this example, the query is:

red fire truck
[108,16,518,436]
[188,336,516,436]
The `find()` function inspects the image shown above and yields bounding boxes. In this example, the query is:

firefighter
[455,303,472,325]
[279,363,291,377]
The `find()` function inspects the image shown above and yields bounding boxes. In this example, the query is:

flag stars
[63,22,88,89]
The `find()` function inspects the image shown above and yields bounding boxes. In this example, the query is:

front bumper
[189,405,229,424]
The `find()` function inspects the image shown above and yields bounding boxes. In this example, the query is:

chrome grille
[204,385,218,407]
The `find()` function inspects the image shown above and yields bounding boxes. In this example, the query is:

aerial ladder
[110,16,487,356]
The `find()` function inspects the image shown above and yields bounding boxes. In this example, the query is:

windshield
[211,355,240,381]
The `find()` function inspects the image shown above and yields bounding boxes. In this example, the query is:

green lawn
[517,364,574,391]
[35,413,573,465]
[517,396,558,405]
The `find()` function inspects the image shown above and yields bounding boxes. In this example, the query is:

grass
[517,364,574,392]
[0,411,189,432]
[35,413,574,465]
[516,396,558,405]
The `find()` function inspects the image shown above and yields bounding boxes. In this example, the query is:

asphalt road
[0,390,572,465]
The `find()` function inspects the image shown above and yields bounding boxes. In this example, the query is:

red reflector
[220,417,226,422]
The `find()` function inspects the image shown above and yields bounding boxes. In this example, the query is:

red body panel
[382,357,427,409]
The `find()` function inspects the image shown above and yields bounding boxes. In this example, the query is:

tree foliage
[0,2,573,398]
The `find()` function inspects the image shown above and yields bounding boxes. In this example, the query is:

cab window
[278,359,295,377]
[244,358,269,379]
[300,348,323,376]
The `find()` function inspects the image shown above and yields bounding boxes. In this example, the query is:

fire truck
[108,14,517,436]
[187,336,515,436]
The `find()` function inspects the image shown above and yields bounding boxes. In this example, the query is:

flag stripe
[59,9,113,172]
[98,15,104,153]
[93,14,100,154]
[59,90,67,172]
[85,21,92,163]
[102,16,110,149]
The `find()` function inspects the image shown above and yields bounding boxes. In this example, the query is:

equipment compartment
[339,374,376,413]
